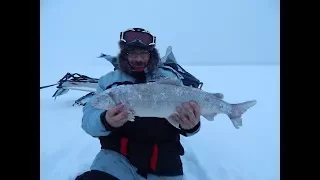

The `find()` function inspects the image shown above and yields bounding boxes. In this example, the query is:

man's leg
[146,174,184,180]
[75,170,119,180]
[89,149,141,180]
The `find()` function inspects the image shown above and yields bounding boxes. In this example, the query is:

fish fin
[122,105,135,122]
[203,113,218,121]
[212,93,224,99]
[230,117,242,129]
[166,116,180,129]
[228,100,257,129]
[155,77,182,86]
[127,110,135,122]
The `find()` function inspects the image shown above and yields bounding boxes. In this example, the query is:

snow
[41,0,279,179]
[40,65,279,180]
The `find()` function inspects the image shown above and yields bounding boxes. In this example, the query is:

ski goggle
[120,28,156,46]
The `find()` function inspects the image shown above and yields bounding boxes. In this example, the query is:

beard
[129,61,148,72]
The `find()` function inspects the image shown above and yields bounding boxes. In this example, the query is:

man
[77,28,201,180]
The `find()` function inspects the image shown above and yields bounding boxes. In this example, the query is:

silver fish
[90,77,257,129]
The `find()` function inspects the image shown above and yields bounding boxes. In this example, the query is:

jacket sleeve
[179,121,201,137]
[81,77,112,137]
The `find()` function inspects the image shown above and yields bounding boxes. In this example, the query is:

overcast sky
[41,0,279,66]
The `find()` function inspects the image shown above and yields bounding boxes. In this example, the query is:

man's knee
[147,174,184,180]
[90,150,138,179]
[75,170,119,180]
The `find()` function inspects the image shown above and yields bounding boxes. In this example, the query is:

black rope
[40,83,59,89]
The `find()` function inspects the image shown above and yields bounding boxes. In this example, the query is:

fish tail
[228,100,257,129]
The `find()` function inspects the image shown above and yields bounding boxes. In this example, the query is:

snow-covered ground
[40,65,279,180]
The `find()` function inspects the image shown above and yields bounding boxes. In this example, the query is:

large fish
[90,77,257,129]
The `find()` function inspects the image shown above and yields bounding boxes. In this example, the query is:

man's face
[127,49,150,72]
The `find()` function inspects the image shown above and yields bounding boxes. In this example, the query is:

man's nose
[135,55,143,61]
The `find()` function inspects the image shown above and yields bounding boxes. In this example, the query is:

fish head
[90,92,117,110]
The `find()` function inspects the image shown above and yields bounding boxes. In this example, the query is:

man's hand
[170,101,200,130]
[105,104,129,128]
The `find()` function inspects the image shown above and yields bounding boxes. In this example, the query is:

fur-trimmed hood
[117,42,160,75]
